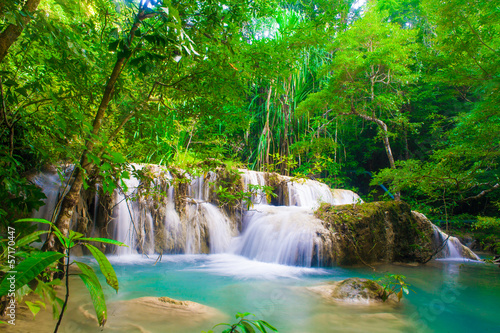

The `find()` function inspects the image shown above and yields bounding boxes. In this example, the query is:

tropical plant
[204,312,279,333]
[0,218,126,331]
[376,274,413,302]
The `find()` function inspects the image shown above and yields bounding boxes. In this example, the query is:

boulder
[308,278,395,305]
[314,201,435,265]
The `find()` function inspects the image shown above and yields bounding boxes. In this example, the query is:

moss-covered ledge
[314,201,434,266]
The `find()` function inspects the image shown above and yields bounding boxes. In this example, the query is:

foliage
[474,217,500,231]
[376,274,413,302]
[204,312,279,333]
[473,216,500,255]
[0,218,126,330]
[0,0,498,270]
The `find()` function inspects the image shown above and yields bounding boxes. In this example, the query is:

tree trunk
[356,113,396,169]
[45,6,150,254]
[0,0,41,64]
[341,110,401,200]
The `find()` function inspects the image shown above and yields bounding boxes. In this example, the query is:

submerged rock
[76,296,224,332]
[308,278,395,305]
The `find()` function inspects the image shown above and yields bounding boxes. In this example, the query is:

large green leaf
[0,251,64,297]
[75,261,107,326]
[78,273,107,326]
[15,230,50,248]
[253,320,268,333]
[15,218,68,248]
[259,320,278,332]
[79,237,127,247]
[84,244,119,292]
[239,322,255,333]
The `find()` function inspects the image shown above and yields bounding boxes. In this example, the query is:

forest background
[0,0,499,253]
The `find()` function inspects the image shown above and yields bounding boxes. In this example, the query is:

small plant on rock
[377,274,413,302]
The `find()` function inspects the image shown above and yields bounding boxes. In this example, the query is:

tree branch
[463,183,500,202]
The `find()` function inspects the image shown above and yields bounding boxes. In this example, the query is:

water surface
[58,254,500,333]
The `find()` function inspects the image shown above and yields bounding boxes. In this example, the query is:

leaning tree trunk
[44,6,151,255]
[0,0,41,64]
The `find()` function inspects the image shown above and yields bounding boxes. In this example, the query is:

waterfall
[231,205,326,266]
[31,164,479,267]
[108,168,360,263]
[431,224,480,260]
[114,172,143,255]
[239,169,268,204]
[111,166,234,255]
[31,167,73,222]
[234,173,360,266]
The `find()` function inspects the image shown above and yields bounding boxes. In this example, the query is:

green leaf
[15,230,50,248]
[87,153,100,165]
[108,40,120,51]
[69,230,84,240]
[237,323,252,333]
[84,244,119,292]
[15,88,28,97]
[15,219,66,247]
[236,312,252,319]
[253,320,268,333]
[25,300,45,317]
[259,321,278,332]
[79,237,127,247]
[0,252,64,297]
[74,261,97,283]
[78,273,107,326]
[241,321,256,333]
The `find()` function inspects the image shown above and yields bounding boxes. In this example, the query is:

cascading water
[31,166,73,222]
[239,169,268,204]
[31,164,479,267]
[229,174,362,266]
[114,171,149,255]
[431,224,480,260]
[108,167,361,264]
[111,166,236,255]
[231,205,327,266]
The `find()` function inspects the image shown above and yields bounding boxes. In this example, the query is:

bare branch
[463,183,500,202]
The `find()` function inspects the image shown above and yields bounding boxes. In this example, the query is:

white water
[184,201,234,254]
[109,168,360,263]
[114,173,142,255]
[231,205,327,266]
[230,174,361,266]
[431,224,481,260]
[32,165,479,266]
[31,167,73,221]
[239,169,269,204]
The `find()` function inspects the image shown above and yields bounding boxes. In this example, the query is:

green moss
[314,201,434,265]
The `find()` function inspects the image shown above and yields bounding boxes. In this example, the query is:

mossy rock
[332,278,386,303]
[308,278,396,305]
[314,201,434,266]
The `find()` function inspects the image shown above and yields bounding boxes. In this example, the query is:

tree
[373,0,499,211]
[29,0,277,256]
[0,0,41,63]
[299,6,418,187]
